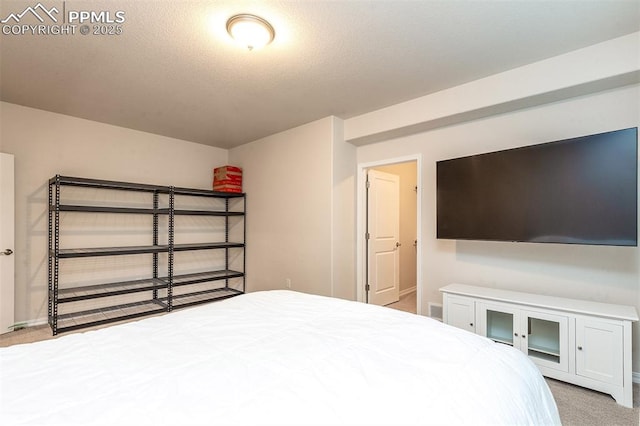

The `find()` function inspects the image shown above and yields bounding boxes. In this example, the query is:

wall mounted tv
[436,127,638,246]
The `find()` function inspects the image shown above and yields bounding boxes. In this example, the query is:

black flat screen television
[436,128,638,246]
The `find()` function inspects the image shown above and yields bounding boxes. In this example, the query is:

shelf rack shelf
[168,270,245,286]
[48,174,246,335]
[56,300,168,333]
[55,205,169,214]
[55,242,244,258]
[57,245,170,258]
[164,287,243,310]
[54,277,167,303]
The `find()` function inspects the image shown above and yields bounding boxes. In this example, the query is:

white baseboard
[399,286,416,297]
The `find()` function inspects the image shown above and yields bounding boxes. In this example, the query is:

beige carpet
[387,290,418,314]
[547,378,639,425]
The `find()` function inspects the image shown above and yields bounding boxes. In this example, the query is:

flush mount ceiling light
[226,14,275,50]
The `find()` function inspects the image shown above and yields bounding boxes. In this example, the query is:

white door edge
[0,152,15,334]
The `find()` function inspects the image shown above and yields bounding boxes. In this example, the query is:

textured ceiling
[1,1,639,148]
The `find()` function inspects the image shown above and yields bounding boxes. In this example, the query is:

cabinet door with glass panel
[478,302,569,372]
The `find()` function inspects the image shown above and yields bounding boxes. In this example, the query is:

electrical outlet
[285,278,291,289]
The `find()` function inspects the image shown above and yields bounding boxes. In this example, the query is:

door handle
[395,242,401,248]
[1,249,13,256]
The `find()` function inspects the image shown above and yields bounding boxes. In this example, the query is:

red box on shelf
[214,166,242,181]
[213,187,242,193]
[213,166,242,192]
[213,179,242,191]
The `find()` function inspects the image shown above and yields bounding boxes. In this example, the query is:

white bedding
[0,290,560,425]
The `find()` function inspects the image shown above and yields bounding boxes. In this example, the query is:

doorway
[357,155,422,315]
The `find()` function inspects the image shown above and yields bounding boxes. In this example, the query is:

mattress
[0,290,560,425]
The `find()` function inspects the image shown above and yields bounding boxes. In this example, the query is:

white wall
[356,84,640,369]
[0,102,228,323]
[331,117,357,300]
[229,118,334,295]
[229,117,356,299]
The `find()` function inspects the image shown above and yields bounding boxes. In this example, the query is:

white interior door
[367,170,400,306]
[0,153,15,334]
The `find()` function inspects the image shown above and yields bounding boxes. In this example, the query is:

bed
[0,290,560,425]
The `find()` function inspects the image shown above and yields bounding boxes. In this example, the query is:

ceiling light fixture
[226,14,275,50]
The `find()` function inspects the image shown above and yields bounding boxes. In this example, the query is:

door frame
[0,153,15,334]
[356,154,422,314]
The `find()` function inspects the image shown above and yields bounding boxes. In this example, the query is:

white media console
[440,284,638,408]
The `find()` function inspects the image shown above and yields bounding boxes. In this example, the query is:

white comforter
[0,290,560,425]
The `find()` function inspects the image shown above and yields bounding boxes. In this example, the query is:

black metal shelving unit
[48,175,245,335]
[168,186,246,311]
